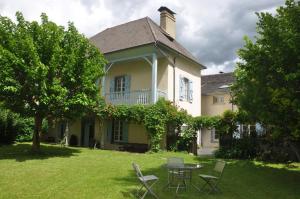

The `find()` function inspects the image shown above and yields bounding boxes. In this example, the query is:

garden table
[165,163,202,192]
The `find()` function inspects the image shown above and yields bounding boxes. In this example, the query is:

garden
[0,143,299,199]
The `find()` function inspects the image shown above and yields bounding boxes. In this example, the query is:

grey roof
[201,72,235,95]
[89,17,203,67]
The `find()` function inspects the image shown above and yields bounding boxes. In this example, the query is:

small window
[211,128,219,142]
[113,120,123,142]
[183,78,189,100]
[213,96,225,104]
[114,76,125,93]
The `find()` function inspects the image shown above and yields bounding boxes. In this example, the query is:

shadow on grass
[114,155,300,199]
[0,143,81,162]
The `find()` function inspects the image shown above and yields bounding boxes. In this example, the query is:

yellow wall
[128,123,148,144]
[200,92,237,148]
[105,58,168,94]
[202,93,237,116]
[47,119,82,144]
[171,57,202,117]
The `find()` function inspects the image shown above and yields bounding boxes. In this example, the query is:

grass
[0,143,299,199]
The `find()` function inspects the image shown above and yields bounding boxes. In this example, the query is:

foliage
[232,0,300,142]
[98,100,230,153]
[0,12,106,150]
[0,105,34,144]
[98,99,190,152]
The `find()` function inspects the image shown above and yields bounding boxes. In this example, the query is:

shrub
[0,106,34,144]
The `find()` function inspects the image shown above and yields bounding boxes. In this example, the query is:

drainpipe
[172,57,176,104]
[154,42,177,103]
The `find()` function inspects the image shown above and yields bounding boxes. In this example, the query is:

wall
[200,93,237,149]
[167,57,202,117]
[201,93,237,116]
[104,58,169,94]
[47,119,82,145]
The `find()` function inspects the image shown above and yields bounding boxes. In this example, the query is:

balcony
[105,89,167,105]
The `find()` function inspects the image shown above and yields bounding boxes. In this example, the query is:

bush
[69,134,78,146]
[0,107,34,144]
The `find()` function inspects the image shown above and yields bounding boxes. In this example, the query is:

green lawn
[0,143,299,199]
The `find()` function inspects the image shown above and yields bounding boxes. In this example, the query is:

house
[47,7,205,151]
[198,72,236,154]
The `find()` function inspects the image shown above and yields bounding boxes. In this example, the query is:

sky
[0,0,285,74]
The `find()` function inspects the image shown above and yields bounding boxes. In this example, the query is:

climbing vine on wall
[97,98,229,152]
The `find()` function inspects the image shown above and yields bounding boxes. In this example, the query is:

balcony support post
[152,53,157,103]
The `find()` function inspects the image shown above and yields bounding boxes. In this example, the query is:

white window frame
[114,76,125,93]
[183,77,190,101]
[211,128,219,143]
[113,120,123,142]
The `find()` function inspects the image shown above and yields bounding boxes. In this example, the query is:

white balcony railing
[105,89,167,105]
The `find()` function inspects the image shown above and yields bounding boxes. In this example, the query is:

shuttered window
[179,75,193,103]
[107,120,128,143]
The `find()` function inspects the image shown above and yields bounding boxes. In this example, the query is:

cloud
[0,0,285,74]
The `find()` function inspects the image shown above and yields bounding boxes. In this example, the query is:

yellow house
[198,72,236,154]
[46,7,205,151]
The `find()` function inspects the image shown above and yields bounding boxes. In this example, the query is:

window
[183,78,189,101]
[211,128,219,142]
[114,76,125,93]
[179,76,193,102]
[213,96,224,104]
[113,120,123,142]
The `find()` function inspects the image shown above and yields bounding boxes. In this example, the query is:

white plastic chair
[132,163,159,199]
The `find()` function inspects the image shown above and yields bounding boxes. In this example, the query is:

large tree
[0,12,106,151]
[232,0,300,159]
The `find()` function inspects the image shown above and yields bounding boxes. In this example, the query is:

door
[81,119,95,147]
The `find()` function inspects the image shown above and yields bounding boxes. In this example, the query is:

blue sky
[0,0,285,74]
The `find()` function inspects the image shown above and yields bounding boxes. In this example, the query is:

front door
[81,119,95,147]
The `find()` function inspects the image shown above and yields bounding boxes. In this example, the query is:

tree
[0,12,106,151]
[232,0,300,160]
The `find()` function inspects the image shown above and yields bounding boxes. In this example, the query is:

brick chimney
[158,6,176,39]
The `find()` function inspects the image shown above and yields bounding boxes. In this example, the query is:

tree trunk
[32,116,43,152]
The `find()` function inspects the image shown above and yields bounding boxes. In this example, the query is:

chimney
[158,6,176,39]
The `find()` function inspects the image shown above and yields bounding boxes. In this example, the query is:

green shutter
[124,75,131,101]
[122,121,128,143]
[107,120,112,143]
[124,75,131,92]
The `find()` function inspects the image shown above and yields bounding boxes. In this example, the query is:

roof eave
[156,42,206,69]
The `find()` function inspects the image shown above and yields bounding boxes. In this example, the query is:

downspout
[154,42,177,103]
[172,57,176,103]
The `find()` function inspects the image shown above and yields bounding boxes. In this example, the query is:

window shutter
[124,75,131,101]
[189,79,193,103]
[122,121,128,143]
[109,77,115,100]
[179,75,184,101]
[124,75,131,92]
[107,120,113,143]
